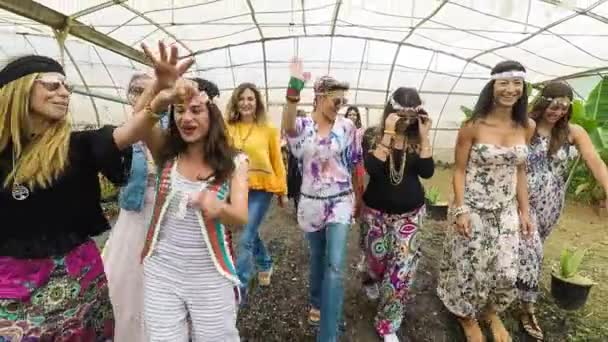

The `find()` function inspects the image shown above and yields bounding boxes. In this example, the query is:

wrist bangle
[286,95,300,103]
[144,105,162,121]
[384,130,395,135]
[451,205,469,217]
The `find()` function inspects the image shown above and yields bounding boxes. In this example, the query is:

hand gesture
[190,189,226,220]
[520,212,534,240]
[289,57,311,81]
[150,79,199,113]
[418,111,432,137]
[384,113,400,133]
[454,213,471,239]
[141,41,194,91]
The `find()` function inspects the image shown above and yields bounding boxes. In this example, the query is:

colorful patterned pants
[361,205,423,336]
[0,240,114,341]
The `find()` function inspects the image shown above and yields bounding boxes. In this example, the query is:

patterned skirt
[0,240,114,341]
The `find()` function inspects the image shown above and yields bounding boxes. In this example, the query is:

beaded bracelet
[451,205,469,217]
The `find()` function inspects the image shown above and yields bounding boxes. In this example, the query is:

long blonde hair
[0,73,71,190]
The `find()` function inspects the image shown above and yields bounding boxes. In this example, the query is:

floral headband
[389,96,425,113]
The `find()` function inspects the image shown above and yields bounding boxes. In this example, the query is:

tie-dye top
[287,116,362,196]
[286,116,362,231]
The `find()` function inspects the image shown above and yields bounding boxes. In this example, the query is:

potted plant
[551,248,595,310]
[425,186,448,221]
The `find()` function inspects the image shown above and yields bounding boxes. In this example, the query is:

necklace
[235,122,255,149]
[388,145,407,185]
[11,150,29,201]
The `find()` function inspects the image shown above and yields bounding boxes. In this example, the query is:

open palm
[142,41,194,90]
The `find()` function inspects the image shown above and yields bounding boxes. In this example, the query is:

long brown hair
[225,82,267,124]
[159,97,237,184]
[529,81,573,156]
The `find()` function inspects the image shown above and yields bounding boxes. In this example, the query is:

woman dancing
[437,60,535,342]
[225,82,287,302]
[283,59,362,341]
[140,81,248,340]
[0,41,193,341]
[517,81,608,340]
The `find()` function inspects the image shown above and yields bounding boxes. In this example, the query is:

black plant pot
[551,274,593,310]
[427,203,448,221]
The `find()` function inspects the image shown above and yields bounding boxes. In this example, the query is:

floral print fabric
[517,135,578,303]
[361,205,424,336]
[287,116,362,232]
[0,240,114,341]
[437,144,528,317]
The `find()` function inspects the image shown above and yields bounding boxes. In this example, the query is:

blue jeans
[236,190,273,290]
[306,223,349,342]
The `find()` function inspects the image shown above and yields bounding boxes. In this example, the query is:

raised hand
[289,57,310,81]
[418,112,432,137]
[150,79,199,113]
[141,41,194,91]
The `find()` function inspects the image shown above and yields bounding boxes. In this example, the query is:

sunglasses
[35,79,73,93]
[548,99,571,110]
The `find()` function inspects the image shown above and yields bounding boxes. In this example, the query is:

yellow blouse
[226,121,287,195]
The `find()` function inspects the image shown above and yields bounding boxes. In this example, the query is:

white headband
[491,70,526,80]
[390,97,419,112]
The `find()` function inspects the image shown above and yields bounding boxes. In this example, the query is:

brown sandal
[520,311,544,340]
[456,317,485,342]
[482,312,512,342]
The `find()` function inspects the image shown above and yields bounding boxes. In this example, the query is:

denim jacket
[118,113,169,211]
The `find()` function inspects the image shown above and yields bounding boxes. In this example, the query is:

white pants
[143,256,240,342]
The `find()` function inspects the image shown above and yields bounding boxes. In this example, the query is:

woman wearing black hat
[0,42,195,340]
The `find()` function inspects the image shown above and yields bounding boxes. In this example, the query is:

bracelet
[384,130,396,135]
[286,95,300,103]
[286,76,305,98]
[451,205,469,217]
[144,105,162,121]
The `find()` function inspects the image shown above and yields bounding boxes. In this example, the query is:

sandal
[482,312,511,342]
[308,308,320,326]
[520,311,544,340]
[258,266,273,287]
[456,316,485,342]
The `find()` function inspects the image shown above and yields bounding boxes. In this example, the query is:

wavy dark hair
[159,82,237,184]
[225,82,266,124]
[345,106,362,128]
[469,60,529,127]
[530,81,573,156]
[380,87,423,143]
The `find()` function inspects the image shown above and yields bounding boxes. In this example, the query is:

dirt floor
[100,167,607,341]
[235,167,608,342]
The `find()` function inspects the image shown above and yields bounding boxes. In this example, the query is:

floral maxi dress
[517,135,578,303]
[437,143,528,317]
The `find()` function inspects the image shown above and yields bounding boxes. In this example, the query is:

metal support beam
[330,0,342,35]
[245,0,270,107]
[71,0,127,19]
[0,0,150,66]
[385,0,448,101]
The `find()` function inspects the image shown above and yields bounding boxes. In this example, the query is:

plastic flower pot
[550,273,594,311]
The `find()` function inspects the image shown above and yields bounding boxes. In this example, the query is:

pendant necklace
[11,150,29,200]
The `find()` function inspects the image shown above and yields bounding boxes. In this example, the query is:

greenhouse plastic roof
[1,0,607,159]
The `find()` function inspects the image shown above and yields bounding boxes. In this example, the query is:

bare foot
[483,312,512,342]
[457,317,485,342]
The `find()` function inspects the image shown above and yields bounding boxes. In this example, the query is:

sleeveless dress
[437,143,528,317]
[517,134,578,303]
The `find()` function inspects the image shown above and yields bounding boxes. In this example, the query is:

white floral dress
[517,134,578,303]
[437,143,528,317]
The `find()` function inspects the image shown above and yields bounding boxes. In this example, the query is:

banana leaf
[584,77,608,149]
[585,76,608,124]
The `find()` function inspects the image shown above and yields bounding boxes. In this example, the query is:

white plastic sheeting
[1,0,607,161]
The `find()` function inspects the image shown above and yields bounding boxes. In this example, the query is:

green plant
[556,248,594,286]
[99,174,118,202]
[425,186,441,205]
